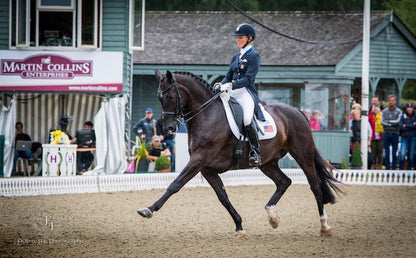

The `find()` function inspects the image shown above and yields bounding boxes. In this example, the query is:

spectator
[368,104,384,169]
[156,116,176,171]
[381,95,402,170]
[133,108,156,144]
[398,103,416,170]
[309,110,321,130]
[71,121,95,174]
[146,135,171,171]
[12,122,32,175]
[50,115,72,144]
[349,109,372,154]
[350,103,362,121]
[369,96,380,113]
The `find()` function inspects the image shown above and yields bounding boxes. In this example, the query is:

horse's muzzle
[165,123,177,134]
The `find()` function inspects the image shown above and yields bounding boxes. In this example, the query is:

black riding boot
[245,122,261,167]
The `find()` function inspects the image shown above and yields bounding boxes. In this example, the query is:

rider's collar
[239,45,253,58]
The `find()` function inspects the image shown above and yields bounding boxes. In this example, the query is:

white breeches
[229,87,254,126]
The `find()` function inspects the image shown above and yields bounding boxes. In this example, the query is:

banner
[0,51,123,93]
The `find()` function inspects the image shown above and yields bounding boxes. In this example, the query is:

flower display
[50,130,70,145]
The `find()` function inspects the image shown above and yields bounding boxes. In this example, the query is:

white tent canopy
[85,96,128,175]
[0,97,16,177]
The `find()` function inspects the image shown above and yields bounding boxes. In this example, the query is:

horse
[137,70,343,238]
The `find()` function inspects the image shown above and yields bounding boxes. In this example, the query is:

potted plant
[134,139,152,172]
[350,142,362,169]
[155,156,171,172]
[340,157,348,169]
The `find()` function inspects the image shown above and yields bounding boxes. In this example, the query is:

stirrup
[249,151,261,167]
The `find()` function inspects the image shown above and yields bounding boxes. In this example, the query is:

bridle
[157,73,222,125]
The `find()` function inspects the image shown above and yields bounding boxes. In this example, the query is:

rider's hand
[220,83,232,92]
[213,82,222,91]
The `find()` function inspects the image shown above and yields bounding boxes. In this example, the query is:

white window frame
[77,0,99,48]
[9,0,101,50]
[130,0,145,51]
[12,0,30,47]
[38,0,74,10]
[36,2,76,48]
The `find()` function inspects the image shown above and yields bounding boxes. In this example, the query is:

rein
[183,91,222,123]
[158,73,222,124]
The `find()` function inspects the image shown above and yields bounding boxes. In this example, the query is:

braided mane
[173,71,218,95]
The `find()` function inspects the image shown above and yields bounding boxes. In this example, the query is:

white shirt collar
[239,45,252,58]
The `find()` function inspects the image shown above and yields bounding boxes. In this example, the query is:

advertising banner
[0,51,123,93]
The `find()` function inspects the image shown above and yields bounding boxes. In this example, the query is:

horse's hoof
[321,228,331,237]
[269,215,280,229]
[137,207,153,218]
[233,230,247,238]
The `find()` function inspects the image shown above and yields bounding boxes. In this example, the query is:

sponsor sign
[0,51,123,92]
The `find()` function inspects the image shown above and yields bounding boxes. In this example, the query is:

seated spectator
[71,121,95,174]
[12,122,32,175]
[156,116,175,171]
[146,135,171,171]
[146,135,171,162]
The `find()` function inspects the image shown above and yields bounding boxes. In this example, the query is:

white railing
[0,169,415,197]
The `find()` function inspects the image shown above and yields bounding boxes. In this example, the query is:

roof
[133,11,391,66]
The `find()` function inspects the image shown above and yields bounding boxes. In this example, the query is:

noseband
[158,74,183,124]
[158,73,222,125]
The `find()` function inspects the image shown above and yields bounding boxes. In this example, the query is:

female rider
[219,23,262,167]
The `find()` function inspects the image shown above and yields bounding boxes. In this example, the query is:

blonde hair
[351,103,362,110]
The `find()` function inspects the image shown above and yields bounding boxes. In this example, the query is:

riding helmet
[234,23,256,39]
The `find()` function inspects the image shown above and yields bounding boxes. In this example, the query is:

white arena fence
[0,169,415,197]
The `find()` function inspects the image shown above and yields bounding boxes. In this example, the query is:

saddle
[220,95,277,141]
[220,94,277,169]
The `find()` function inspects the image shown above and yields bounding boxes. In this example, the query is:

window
[10,0,100,49]
[130,0,144,50]
[259,83,349,131]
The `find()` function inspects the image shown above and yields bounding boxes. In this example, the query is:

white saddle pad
[220,93,277,140]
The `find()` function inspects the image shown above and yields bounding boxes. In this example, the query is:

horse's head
[155,70,182,134]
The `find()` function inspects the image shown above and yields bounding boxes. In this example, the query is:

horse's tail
[314,147,344,204]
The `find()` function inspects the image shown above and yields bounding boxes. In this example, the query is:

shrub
[155,156,171,171]
[351,142,362,168]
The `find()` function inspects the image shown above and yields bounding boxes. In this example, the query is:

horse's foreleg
[201,169,246,238]
[259,159,292,229]
[137,160,202,218]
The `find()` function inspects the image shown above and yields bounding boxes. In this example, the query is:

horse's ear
[155,70,162,82]
[166,70,174,83]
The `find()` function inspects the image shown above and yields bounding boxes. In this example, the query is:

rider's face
[236,35,250,49]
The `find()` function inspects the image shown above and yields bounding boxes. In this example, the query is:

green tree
[387,0,416,35]
[146,0,390,12]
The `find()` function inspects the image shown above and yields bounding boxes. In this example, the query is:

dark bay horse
[138,70,343,238]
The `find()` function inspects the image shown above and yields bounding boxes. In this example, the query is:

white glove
[220,83,232,92]
[213,82,222,91]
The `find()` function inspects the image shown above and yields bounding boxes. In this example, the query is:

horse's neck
[185,99,225,133]
[178,78,212,111]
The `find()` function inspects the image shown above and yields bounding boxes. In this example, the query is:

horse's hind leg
[259,158,292,229]
[290,150,332,236]
[201,169,246,238]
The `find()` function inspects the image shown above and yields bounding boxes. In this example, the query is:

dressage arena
[1,170,415,257]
